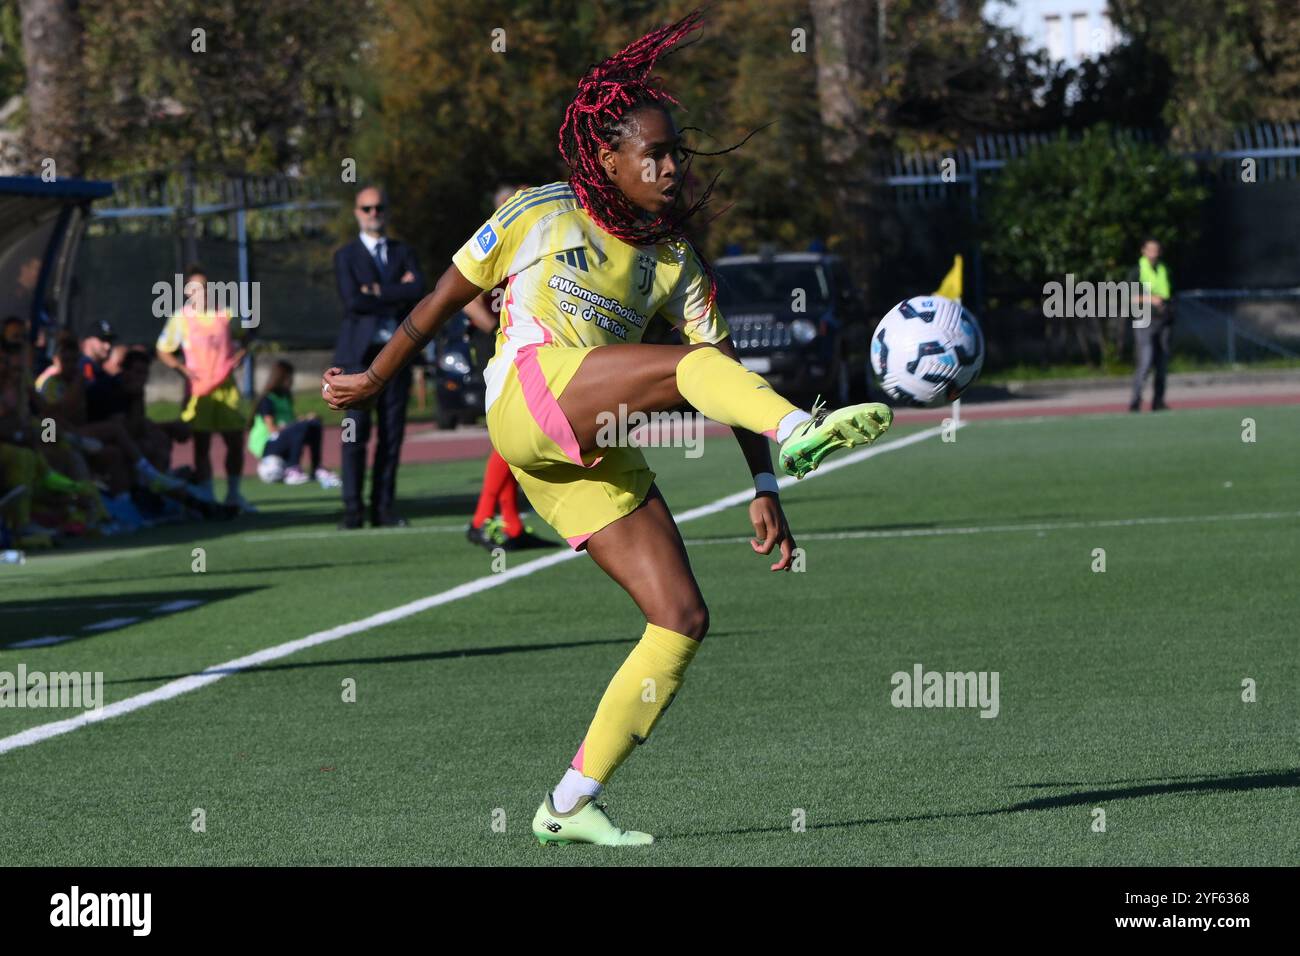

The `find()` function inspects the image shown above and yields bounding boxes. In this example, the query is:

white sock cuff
[775,409,812,444]
[553,767,603,813]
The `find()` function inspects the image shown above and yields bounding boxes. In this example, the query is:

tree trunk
[811,0,878,306]
[18,0,83,177]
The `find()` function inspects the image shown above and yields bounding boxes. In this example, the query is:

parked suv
[427,312,491,430]
[712,251,870,405]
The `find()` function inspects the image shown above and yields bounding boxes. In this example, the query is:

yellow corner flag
[934,254,963,301]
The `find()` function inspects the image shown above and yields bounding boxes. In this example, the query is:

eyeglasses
[358,204,385,213]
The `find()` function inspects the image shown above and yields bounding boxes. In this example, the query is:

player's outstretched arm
[713,335,798,572]
[322,263,484,409]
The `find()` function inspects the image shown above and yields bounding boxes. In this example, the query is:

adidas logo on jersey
[555,248,589,271]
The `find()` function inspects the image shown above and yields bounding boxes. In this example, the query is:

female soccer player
[322,10,892,846]
[155,266,253,511]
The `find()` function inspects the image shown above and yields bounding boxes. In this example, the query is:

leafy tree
[358,0,833,277]
[982,125,1208,364]
[0,1,22,103]
[77,0,364,176]
[0,1,23,169]
[1108,0,1300,142]
[358,0,1068,298]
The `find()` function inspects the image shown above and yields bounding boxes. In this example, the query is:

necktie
[374,240,387,268]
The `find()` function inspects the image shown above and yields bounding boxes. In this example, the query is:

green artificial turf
[0,405,1296,865]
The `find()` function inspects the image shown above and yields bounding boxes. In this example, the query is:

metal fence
[1175,289,1300,363]
[882,122,1300,200]
[71,124,1300,374]
[877,121,1300,364]
[74,166,343,384]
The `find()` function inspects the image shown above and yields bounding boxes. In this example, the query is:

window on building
[1044,15,1066,62]
[1071,13,1091,60]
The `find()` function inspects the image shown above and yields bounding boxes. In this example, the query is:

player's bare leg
[555,343,709,454]
[585,486,708,640]
[532,487,705,846]
[556,341,892,477]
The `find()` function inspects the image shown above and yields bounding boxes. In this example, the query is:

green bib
[248,391,295,458]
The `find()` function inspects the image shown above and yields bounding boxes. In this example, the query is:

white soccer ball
[870,295,985,407]
[257,455,286,483]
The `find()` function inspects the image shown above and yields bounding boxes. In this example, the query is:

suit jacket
[333,237,427,370]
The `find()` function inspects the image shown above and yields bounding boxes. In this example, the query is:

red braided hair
[557,9,717,249]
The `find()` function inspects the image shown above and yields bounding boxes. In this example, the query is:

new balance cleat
[778,400,893,479]
[532,793,654,847]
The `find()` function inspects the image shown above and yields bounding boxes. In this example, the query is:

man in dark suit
[333,186,426,528]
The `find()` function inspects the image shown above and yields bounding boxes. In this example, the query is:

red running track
[164,387,1300,470]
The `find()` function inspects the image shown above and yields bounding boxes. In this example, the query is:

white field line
[682,509,1300,546]
[0,424,948,757]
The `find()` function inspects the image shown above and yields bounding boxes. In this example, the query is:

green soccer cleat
[532,793,654,847]
[778,400,894,479]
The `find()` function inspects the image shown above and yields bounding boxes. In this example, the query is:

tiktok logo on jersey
[635,254,656,296]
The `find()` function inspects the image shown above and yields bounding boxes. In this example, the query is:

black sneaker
[465,522,495,550]
[338,512,364,530]
[495,527,559,551]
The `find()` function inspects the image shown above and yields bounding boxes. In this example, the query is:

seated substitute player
[322,10,893,847]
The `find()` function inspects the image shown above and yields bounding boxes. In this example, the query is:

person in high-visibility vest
[1130,238,1173,412]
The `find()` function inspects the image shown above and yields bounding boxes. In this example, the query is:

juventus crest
[635,254,656,296]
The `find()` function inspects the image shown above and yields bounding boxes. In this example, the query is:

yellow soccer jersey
[451,182,730,410]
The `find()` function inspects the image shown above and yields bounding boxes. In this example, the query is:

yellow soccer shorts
[486,343,654,550]
[182,378,245,433]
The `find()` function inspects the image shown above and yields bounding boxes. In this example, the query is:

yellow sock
[571,623,701,784]
[675,346,802,439]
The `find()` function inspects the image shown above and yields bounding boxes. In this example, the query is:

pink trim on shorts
[512,340,597,470]
[565,531,594,552]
